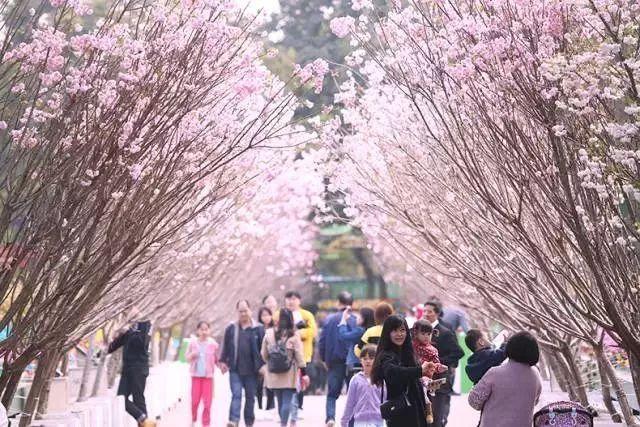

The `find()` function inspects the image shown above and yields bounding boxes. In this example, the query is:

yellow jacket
[273,308,317,363]
[297,308,317,363]
[354,325,383,357]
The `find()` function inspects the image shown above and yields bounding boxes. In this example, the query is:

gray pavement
[159,392,480,427]
[158,373,634,426]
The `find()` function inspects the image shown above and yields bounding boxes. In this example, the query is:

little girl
[185,321,219,427]
[411,320,446,377]
[340,345,384,427]
[412,320,448,425]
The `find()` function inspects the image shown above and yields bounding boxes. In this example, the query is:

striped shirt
[354,325,382,357]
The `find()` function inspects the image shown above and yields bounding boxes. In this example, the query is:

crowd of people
[107,292,546,427]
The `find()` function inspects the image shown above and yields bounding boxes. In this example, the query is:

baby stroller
[534,401,594,426]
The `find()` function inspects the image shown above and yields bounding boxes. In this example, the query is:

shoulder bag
[379,380,413,420]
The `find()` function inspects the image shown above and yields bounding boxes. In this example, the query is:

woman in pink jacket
[468,331,542,427]
[186,321,219,427]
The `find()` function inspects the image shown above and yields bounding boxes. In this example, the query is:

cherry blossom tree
[323,0,640,420]
[0,0,328,421]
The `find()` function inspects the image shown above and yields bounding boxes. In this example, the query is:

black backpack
[267,337,292,373]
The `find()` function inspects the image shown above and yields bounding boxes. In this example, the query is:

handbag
[379,380,413,420]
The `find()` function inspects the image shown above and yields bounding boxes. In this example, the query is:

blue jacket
[441,307,469,332]
[338,323,365,367]
[319,310,356,366]
[220,321,265,374]
[465,345,507,384]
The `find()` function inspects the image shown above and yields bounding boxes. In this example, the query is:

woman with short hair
[468,331,542,427]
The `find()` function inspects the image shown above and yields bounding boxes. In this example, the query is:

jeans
[117,367,148,422]
[191,377,213,426]
[229,371,258,426]
[290,392,298,422]
[290,390,304,422]
[274,388,295,426]
[325,362,348,422]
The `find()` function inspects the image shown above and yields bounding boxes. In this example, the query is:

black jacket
[220,321,265,374]
[466,345,507,384]
[432,323,464,368]
[379,350,428,427]
[108,321,151,371]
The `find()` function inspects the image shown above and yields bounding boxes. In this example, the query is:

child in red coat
[412,319,448,424]
[412,320,447,376]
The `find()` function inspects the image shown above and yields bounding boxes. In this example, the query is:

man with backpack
[220,300,265,427]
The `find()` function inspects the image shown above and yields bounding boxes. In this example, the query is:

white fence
[24,362,189,427]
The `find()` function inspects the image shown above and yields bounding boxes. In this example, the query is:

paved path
[156,370,630,426]
[159,392,479,427]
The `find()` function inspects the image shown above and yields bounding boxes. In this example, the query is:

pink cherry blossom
[330,16,355,38]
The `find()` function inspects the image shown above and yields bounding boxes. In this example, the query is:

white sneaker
[326,420,335,427]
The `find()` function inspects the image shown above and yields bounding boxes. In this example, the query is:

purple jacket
[340,372,385,427]
[469,360,542,427]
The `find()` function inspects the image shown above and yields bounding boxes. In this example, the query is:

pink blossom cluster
[330,16,355,38]
[49,0,93,15]
[5,27,67,73]
[294,58,330,94]
[2,0,296,181]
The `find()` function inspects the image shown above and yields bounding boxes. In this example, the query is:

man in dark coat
[423,301,464,427]
[219,300,265,427]
[318,291,356,426]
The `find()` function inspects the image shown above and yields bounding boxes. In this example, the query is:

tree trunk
[35,351,62,419]
[548,352,571,394]
[19,350,59,427]
[598,346,640,426]
[557,352,580,401]
[77,334,95,402]
[560,344,590,407]
[106,348,121,389]
[538,352,550,382]
[0,362,28,409]
[159,328,172,362]
[174,321,188,362]
[150,331,160,367]
[60,352,69,377]
[353,247,387,299]
[629,352,640,405]
[91,349,107,397]
[595,346,623,423]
